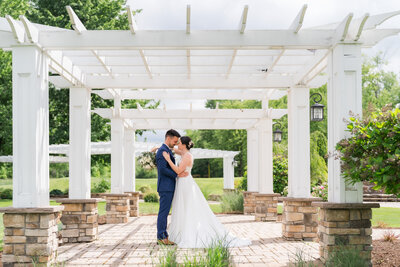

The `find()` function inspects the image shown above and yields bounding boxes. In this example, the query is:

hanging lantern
[273,122,283,143]
[310,93,325,121]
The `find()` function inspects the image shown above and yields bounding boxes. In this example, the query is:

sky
[128,0,400,143]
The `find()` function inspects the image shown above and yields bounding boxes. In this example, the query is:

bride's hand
[162,151,170,161]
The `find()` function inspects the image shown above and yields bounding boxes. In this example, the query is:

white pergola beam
[126,5,137,34]
[352,13,369,41]
[92,50,114,78]
[186,5,191,34]
[19,16,38,43]
[46,51,85,86]
[336,13,353,42]
[38,29,337,49]
[226,50,237,78]
[139,50,153,79]
[293,49,329,86]
[289,4,307,33]
[66,6,87,34]
[85,75,293,88]
[94,108,287,120]
[5,15,24,43]
[362,10,400,30]
[239,5,249,34]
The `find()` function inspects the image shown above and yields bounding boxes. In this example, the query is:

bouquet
[138,151,157,170]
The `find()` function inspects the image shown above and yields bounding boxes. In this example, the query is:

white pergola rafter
[93,88,287,100]
[93,108,287,120]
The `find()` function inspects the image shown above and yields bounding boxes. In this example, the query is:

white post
[247,127,259,192]
[123,127,135,192]
[258,117,274,194]
[111,95,124,193]
[69,87,91,199]
[12,46,49,207]
[327,44,363,203]
[287,87,311,198]
[223,157,235,190]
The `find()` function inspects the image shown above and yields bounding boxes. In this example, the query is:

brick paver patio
[56,215,319,266]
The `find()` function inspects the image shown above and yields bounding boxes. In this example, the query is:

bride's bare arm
[162,152,190,175]
[150,146,159,153]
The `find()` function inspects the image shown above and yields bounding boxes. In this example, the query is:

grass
[372,207,400,228]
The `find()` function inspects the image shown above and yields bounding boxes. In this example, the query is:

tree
[0,0,33,155]
[362,53,400,118]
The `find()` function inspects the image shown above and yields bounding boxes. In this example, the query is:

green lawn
[372,207,400,227]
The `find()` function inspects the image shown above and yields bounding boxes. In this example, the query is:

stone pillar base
[312,202,380,264]
[243,191,257,215]
[0,206,64,266]
[56,198,101,243]
[125,192,140,217]
[280,197,321,241]
[254,193,280,221]
[104,193,130,224]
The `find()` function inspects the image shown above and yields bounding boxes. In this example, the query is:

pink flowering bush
[311,182,328,201]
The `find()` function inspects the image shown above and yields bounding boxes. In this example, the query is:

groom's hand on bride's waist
[178,171,189,177]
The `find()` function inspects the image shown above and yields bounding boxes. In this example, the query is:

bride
[161,136,251,248]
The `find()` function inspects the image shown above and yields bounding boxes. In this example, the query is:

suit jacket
[156,144,177,192]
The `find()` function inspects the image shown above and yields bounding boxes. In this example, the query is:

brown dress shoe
[157,238,175,245]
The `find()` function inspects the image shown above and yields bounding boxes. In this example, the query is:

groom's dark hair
[165,129,181,139]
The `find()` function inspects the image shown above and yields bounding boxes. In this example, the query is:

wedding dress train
[168,165,251,248]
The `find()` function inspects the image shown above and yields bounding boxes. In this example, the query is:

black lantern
[273,122,283,143]
[310,93,325,121]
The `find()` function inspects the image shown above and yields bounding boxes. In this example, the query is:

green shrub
[325,245,370,267]
[138,185,151,193]
[144,192,159,203]
[0,165,8,179]
[273,156,288,195]
[91,179,110,193]
[336,105,400,196]
[236,170,247,191]
[221,192,243,213]
[0,188,13,199]
[49,163,69,178]
[50,189,64,197]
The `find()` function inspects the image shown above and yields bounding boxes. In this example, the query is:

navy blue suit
[156,144,177,240]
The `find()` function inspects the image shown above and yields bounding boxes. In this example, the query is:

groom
[156,129,187,245]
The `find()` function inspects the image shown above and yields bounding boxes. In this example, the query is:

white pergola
[1,4,399,207]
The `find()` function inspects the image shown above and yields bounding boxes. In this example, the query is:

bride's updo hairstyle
[180,136,194,150]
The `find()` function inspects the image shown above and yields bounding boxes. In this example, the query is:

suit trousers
[157,191,174,240]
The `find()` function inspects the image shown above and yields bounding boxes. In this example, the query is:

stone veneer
[56,198,101,243]
[312,202,380,264]
[243,191,256,215]
[0,206,64,267]
[280,197,321,242]
[103,193,130,224]
[254,193,280,221]
[125,192,140,217]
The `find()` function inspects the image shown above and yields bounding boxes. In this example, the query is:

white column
[69,87,91,199]
[123,127,135,192]
[247,127,259,192]
[287,87,311,198]
[327,44,363,203]
[223,157,235,190]
[258,117,274,194]
[111,117,124,194]
[12,46,49,207]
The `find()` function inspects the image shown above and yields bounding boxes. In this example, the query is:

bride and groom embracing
[154,129,251,248]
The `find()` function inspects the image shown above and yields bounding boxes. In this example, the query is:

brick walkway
[56,215,320,266]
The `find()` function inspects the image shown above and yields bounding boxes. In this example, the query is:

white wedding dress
[168,160,251,248]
